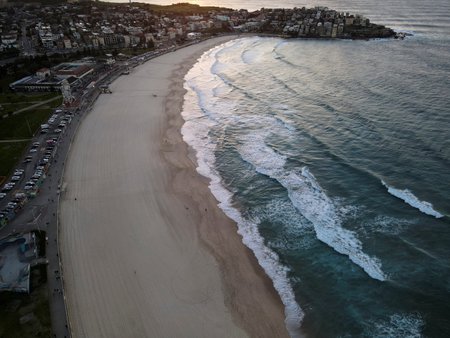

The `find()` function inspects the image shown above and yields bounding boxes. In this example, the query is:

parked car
[2,183,15,191]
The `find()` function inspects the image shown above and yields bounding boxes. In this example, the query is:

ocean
[120,0,450,336]
[175,0,450,336]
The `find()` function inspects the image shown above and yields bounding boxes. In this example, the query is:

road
[0,109,80,338]
[0,63,126,338]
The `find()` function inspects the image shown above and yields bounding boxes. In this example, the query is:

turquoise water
[179,2,450,335]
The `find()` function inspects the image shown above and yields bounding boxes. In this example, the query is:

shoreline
[60,35,289,337]
[161,38,292,337]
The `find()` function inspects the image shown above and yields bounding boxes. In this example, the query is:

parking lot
[0,58,130,338]
[0,109,74,227]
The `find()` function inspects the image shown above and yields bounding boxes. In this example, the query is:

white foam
[382,180,443,218]
[253,199,315,251]
[368,215,414,236]
[371,313,424,338]
[241,48,259,64]
[238,139,387,281]
[181,43,304,337]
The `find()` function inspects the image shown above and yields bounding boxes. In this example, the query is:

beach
[59,36,289,338]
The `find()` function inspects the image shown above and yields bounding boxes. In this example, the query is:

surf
[381,180,443,218]
[181,43,304,337]
[238,136,387,281]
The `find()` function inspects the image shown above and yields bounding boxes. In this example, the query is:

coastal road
[1,108,84,338]
[0,65,125,338]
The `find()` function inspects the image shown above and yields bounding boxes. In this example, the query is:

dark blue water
[178,0,450,337]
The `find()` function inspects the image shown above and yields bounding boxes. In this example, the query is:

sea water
[178,0,450,337]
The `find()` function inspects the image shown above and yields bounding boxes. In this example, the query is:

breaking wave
[181,42,304,337]
[177,33,450,337]
[238,136,387,281]
[382,181,443,218]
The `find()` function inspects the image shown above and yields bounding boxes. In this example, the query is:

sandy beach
[59,36,289,337]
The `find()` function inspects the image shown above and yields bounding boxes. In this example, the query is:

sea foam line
[382,180,443,218]
[238,136,387,282]
[370,312,424,338]
[181,43,304,337]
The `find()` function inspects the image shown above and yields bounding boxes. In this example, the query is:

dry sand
[60,36,289,338]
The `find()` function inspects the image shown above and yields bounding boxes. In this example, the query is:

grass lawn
[118,46,155,56]
[0,102,30,112]
[0,92,60,105]
[0,97,62,176]
[0,142,28,179]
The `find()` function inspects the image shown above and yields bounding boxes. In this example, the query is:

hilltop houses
[0,3,394,60]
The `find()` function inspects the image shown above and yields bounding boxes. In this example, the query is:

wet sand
[60,36,289,338]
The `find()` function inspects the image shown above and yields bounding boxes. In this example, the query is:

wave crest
[239,138,387,281]
[382,180,443,218]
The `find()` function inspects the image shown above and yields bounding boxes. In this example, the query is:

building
[331,24,338,38]
[63,38,72,49]
[10,62,94,92]
[52,62,94,80]
[187,32,202,40]
[10,75,70,92]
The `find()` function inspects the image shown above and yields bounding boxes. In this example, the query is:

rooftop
[0,233,37,293]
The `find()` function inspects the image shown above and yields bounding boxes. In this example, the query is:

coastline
[162,38,292,337]
[60,35,289,337]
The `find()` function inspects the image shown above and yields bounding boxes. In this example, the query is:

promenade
[0,63,127,338]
